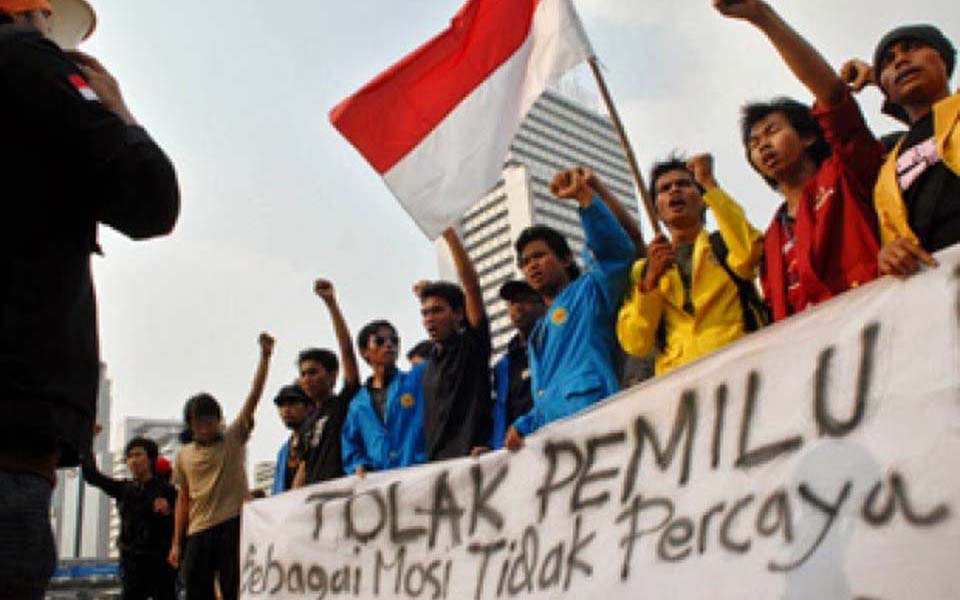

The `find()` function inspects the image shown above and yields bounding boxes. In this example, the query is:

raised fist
[314,278,336,303]
[258,332,275,356]
[840,59,875,93]
[550,167,594,205]
[713,0,768,22]
[686,153,717,191]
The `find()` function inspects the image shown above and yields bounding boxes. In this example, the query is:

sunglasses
[373,334,400,347]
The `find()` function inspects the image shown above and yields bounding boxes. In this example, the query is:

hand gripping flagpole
[587,56,663,237]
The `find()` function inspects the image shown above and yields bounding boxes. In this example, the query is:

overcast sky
[81,0,959,471]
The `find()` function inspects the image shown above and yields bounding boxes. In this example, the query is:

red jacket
[761,91,883,321]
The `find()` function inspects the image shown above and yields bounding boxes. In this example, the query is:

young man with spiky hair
[291,278,361,487]
[505,167,635,450]
[82,437,178,600]
[341,320,427,475]
[418,228,492,461]
[618,154,764,375]
[715,0,884,321]
[869,26,959,276]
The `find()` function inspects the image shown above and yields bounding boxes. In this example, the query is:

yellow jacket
[875,92,960,245]
[617,187,763,375]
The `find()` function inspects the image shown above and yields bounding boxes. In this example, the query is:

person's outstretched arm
[80,454,126,500]
[714,0,845,106]
[314,279,359,390]
[442,228,487,330]
[588,174,646,258]
[236,333,275,430]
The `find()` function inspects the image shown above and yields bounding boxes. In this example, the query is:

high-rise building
[50,364,114,560]
[437,89,639,356]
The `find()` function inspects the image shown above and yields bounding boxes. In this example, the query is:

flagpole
[587,57,662,236]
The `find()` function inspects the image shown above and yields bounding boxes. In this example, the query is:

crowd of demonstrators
[0,0,180,597]
[168,333,274,600]
[81,437,178,600]
[6,1,960,599]
[618,154,765,375]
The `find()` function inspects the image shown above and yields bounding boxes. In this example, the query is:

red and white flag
[330,0,594,239]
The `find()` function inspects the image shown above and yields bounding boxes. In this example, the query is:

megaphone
[46,0,95,50]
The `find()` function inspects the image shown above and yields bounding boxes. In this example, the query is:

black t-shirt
[898,113,960,252]
[504,335,533,426]
[299,381,361,485]
[422,322,493,460]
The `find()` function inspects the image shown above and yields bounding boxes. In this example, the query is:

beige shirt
[174,417,251,536]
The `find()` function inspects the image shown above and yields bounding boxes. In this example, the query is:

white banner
[242,246,960,600]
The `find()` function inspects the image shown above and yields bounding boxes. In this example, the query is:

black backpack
[654,232,769,352]
[707,231,770,333]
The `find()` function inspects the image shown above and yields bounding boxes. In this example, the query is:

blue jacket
[272,439,291,495]
[513,198,635,436]
[341,364,427,473]
[490,352,512,450]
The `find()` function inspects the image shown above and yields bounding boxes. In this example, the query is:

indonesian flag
[330,0,594,239]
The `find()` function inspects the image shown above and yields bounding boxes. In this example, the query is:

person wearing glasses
[341,321,428,476]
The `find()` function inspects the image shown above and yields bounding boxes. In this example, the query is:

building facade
[50,364,114,560]
[437,89,639,356]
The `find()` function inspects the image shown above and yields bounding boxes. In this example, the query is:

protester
[715,0,884,321]
[291,279,361,487]
[169,333,274,600]
[270,383,312,494]
[505,167,635,450]
[483,280,545,451]
[618,154,765,375]
[341,321,427,475]
[419,229,492,460]
[870,25,959,276]
[406,340,434,366]
[81,437,177,600]
[0,2,179,596]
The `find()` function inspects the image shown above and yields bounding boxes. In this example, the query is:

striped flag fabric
[330,0,594,239]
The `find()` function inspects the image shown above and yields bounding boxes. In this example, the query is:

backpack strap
[708,232,769,332]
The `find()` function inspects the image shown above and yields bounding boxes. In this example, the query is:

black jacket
[81,458,177,559]
[0,25,180,465]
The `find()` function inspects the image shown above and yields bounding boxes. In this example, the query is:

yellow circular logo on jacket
[400,393,415,408]
[551,307,568,326]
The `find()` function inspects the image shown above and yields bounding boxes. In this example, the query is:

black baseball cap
[273,383,311,407]
[499,280,541,303]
